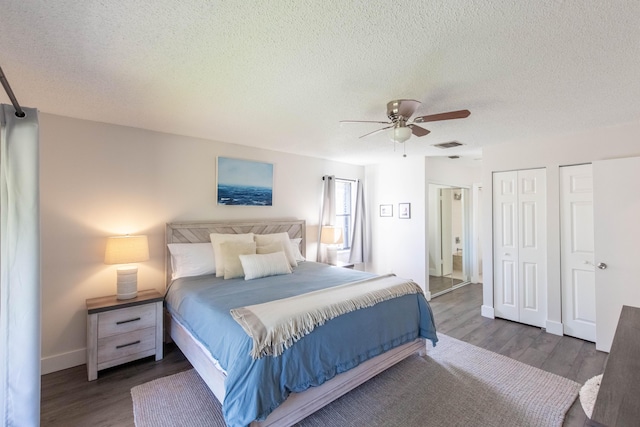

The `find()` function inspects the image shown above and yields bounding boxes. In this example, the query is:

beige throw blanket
[230,274,423,359]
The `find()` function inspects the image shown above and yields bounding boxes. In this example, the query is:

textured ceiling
[1,1,639,165]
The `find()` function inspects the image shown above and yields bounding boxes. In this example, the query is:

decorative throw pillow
[220,241,257,280]
[254,232,298,267]
[239,251,293,280]
[167,243,216,279]
[210,233,255,277]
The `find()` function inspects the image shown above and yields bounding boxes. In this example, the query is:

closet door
[493,171,519,322]
[560,164,596,342]
[493,169,547,327]
[517,169,546,328]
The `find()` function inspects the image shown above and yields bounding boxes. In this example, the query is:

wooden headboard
[165,219,306,287]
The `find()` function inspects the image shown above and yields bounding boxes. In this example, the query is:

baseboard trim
[41,348,86,375]
[424,290,432,301]
[481,305,495,319]
[545,320,564,336]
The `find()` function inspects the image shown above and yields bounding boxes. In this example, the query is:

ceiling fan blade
[413,109,471,123]
[340,120,391,125]
[408,124,430,137]
[359,125,394,138]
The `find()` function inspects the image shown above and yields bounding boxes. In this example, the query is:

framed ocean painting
[216,157,274,206]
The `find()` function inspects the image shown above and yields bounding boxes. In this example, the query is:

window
[335,179,354,250]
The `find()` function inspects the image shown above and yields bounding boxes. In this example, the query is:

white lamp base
[116,266,138,300]
[326,246,338,266]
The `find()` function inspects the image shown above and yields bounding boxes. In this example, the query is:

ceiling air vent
[448,155,460,159]
[433,141,463,149]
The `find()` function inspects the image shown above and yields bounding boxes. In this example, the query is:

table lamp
[320,226,344,266]
[104,235,149,300]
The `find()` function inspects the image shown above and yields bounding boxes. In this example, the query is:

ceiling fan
[340,99,470,144]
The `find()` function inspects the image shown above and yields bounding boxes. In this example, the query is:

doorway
[429,184,471,296]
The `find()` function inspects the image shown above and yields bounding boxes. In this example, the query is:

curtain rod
[0,65,25,118]
[322,176,356,182]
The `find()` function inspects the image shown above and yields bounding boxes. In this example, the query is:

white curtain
[0,105,40,427]
[349,179,370,264]
[316,175,335,263]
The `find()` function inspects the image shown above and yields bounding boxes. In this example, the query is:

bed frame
[165,219,426,427]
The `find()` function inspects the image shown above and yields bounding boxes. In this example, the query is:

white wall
[481,120,640,330]
[364,156,481,297]
[365,157,427,293]
[39,113,364,373]
[425,157,482,188]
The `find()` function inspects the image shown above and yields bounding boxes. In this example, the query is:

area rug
[131,333,580,427]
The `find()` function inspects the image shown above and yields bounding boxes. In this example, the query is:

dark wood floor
[428,275,464,295]
[41,283,607,426]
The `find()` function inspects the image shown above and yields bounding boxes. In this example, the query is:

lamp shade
[389,126,412,143]
[320,226,344,245]
[104,235,149,265]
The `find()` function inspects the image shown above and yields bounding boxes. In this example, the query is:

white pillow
[254,232,297,268]
[167,243,216,280]
[220,241,256,280]
[290,238,305,262]
[210,233,255,277]
[239,251,293,280]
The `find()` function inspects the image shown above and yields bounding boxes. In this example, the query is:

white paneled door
[593,156,640,352]
[493,171,519,322]
[494,169,547,327]
[560,164,596,342]
[517,169,547,327]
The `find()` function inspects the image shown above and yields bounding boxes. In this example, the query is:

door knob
[597,262,607,270]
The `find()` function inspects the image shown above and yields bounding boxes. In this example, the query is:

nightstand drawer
[98,304,156,338]
[97,326,156,365]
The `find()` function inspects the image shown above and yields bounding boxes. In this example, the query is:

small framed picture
[380,204,393,217]
[399,203,411,219]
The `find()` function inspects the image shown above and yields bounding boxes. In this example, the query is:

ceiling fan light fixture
[389,126,412,143]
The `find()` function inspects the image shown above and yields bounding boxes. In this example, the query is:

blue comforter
[165,262,437,427]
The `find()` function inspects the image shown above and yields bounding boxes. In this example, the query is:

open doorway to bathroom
[428,184,471,296]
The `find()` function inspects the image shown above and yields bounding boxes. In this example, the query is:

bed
[164,219,437,427]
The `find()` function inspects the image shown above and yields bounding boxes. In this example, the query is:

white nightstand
[86,289,163,381]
